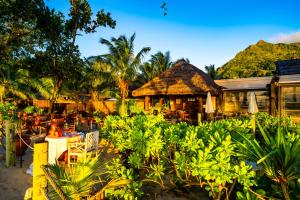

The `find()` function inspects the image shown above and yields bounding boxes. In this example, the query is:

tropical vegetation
[96,113,300,199]
[2,1,300,200]
[217,40,300,79]
[204,64,218,80]
[137,51,172,83]
[99,34,151,115]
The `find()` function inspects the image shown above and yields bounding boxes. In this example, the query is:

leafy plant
[105,157,143,199]
[93,110,106,124]
[0,102,17,120]
[47,155,136,200]
[170,123,256,200]
[237,121,300,200]
[102,114,259,199]
[47,155,105,199]
[24,105,43,114]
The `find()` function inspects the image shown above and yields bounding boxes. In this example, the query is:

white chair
[68,131,99,166]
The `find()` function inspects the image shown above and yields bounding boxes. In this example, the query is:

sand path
[0,149,32,200]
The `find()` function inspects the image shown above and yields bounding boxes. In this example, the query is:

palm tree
[81,58,115,101]
[138,51,172,83]
[0,65,51,103]
[46,155,131,200]
[150,51,172,73]
[100,33,150,115]
[204,64,218,80]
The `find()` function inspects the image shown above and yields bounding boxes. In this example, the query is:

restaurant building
[133,58,300,123]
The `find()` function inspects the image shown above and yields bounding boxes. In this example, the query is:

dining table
[45,134,81,164]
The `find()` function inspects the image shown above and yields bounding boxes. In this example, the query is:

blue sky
[47,0,300,70]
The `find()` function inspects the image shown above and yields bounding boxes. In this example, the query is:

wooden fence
[33,99,145,115]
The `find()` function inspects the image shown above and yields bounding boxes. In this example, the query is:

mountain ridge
[217,40,300,79]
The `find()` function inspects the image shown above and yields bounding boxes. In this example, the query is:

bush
[102,114,259,199]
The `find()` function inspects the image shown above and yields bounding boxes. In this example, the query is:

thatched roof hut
[133,60,220,97]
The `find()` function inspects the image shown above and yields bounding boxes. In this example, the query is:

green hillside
[217,40,300,79]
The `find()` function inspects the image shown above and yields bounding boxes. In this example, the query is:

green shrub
[102,114,259,199]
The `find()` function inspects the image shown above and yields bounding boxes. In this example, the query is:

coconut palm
[138,51,172,83]
[204,64,218,80]
[237,122,300,200]
[100,34,150,115]
[81,57,115,101]
[0,65,51,103]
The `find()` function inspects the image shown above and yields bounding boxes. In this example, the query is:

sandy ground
[0,149,32,200]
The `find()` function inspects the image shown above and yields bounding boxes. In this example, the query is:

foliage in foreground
[47,154,137,200]
[47,113,300,200]
[102,114,259,199]
[237,119,300,200]
[101,113,300,200]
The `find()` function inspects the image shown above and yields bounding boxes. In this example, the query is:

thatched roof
[133,60,220,97]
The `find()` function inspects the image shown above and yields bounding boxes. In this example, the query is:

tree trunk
[118,79,128,116]
[120,97,126,116]
[49,79,63,114]
[281,182,290,200]
[91,91,98,101]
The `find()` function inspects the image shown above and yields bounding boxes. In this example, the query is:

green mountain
[217,40,300,79]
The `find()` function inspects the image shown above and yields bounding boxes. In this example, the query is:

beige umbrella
[248,92,258,114]
[248,92,258,134]
[205,92,214,114]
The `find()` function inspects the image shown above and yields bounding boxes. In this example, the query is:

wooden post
[198,97,203,123]
[159,98,163,107]
[145,96,150,111]
[182,97,186,111]
[33,142,48,200]
[5,120,16,167]
[198,97,203,113]
[170,96,176,111]
[270,83,276,116]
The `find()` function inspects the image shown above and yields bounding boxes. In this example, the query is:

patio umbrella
[248,92,258,134]
[248,92,258,114]
[205,92,214,120]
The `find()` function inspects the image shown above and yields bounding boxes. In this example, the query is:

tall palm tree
[138,51,172,83]
[100,33,150,115]
[204,64,218,80]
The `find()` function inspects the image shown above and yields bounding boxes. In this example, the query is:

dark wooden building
[272,59,300,123]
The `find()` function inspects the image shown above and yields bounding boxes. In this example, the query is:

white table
[45,135,81,164]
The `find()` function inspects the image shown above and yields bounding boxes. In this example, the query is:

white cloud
[270,31,300,44]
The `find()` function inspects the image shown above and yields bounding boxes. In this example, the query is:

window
[281,86,300,123]
[223,90,269,114]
